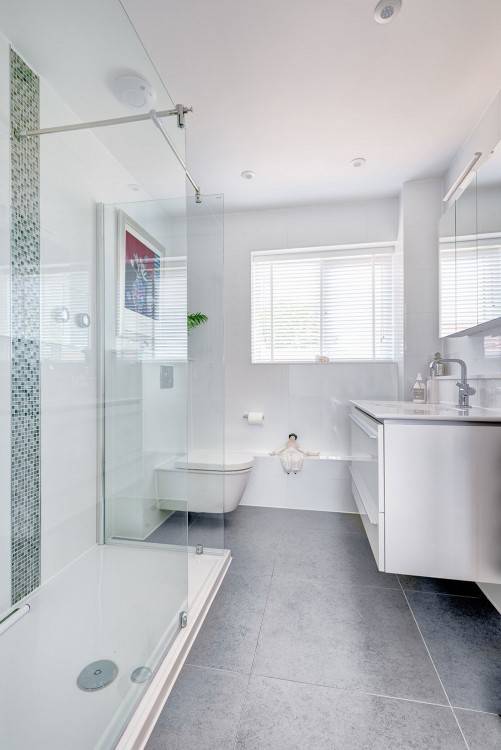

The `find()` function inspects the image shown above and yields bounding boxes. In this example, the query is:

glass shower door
[186,193,226,554]
[100,195,190,742]
[101,197,189,547]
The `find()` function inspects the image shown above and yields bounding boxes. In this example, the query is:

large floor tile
[225,506,288,535]
[274,527,398,589]
[407,592,501,713]
[398,575,481,598]
[224,509,281,577]
[252,576,446,703]
[226,537,277,578]
[146,664,247,750]
[235,675,466,750]
[271,507,365,537]
[187,568,271,673]
[455,709,501,750]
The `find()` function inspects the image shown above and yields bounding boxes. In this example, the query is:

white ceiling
[122,0,501,210]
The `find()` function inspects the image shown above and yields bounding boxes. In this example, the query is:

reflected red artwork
[124,230,160,319]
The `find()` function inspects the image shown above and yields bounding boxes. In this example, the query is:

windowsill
[251,359,398,365]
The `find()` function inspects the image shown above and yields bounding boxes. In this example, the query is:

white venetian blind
[251,244,395,363]
[439,237,456,337]
[151,257,187,361]
[478,237,501,323]
[440,233,501,337]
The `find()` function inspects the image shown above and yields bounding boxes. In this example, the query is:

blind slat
[440,236,501,335]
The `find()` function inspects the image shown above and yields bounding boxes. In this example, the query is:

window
[440,233,501,337]
[251,243,396,363]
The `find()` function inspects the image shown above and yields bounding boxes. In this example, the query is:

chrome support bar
[18,105,202,203]
[149,110,201,203]
[18,105,192,138]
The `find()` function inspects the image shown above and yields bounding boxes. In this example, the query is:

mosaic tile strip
[10,48,41,603]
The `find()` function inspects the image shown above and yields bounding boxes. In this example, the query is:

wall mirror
[439,145,501,338]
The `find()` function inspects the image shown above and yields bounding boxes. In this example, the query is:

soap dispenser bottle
[412,373,426,403]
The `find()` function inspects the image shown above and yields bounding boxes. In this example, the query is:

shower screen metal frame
[17,106,202,203]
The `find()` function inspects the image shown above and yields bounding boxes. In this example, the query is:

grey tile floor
[147,507,501,749]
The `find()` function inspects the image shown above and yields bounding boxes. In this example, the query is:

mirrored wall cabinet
[439,146,501,337]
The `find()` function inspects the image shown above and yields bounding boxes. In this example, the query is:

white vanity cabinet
[350,401,501,583]
[349,408,385,567]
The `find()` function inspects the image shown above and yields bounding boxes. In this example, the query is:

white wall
[187,198,225,459]
[224,200,400,511]
[399,178,443,397]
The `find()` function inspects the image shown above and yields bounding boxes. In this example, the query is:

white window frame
[250,241,397,364]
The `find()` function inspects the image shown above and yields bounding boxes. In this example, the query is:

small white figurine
[270,433,320,474]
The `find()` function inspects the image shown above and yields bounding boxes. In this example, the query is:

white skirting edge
[115,550,231,750]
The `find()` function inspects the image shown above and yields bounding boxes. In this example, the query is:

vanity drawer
[349,408,384,513]
[351,477,384,568]
[350,407,385,570]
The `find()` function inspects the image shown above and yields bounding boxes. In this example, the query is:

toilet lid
[175,450,254,472]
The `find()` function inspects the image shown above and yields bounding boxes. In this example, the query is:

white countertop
[351,400,501,422]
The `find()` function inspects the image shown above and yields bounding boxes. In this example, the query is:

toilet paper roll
[247,411,264,425]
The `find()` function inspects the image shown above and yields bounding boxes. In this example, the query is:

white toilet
[155,450,254,514]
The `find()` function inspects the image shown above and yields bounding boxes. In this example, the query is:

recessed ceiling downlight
[351,157,366,168]
[241,170,255,180]
[374,0,402,24]
[112,74,157,110]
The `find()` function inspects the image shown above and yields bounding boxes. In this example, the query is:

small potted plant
[187,312,208,331]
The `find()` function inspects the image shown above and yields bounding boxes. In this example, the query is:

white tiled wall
[399,178,443,397]
[30,65,149,582]
[224,200,400,511]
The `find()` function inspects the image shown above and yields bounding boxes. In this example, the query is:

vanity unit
[350,400,501,583]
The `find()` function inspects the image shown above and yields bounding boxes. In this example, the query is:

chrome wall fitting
[75,312,91,328]
[195,544,204,555]
[179,610,188,629]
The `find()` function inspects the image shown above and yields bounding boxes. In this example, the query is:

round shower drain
[131,666,152,684]
[77,660,118,691]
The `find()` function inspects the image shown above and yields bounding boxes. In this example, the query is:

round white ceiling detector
[112,74,157,110]
[351,157,367,168]
[374,0,402,24]
[241,170,255,180]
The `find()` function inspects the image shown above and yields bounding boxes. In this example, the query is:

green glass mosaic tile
[10,48,41,604]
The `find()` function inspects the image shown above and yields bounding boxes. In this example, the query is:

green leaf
[187,312,208,330]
